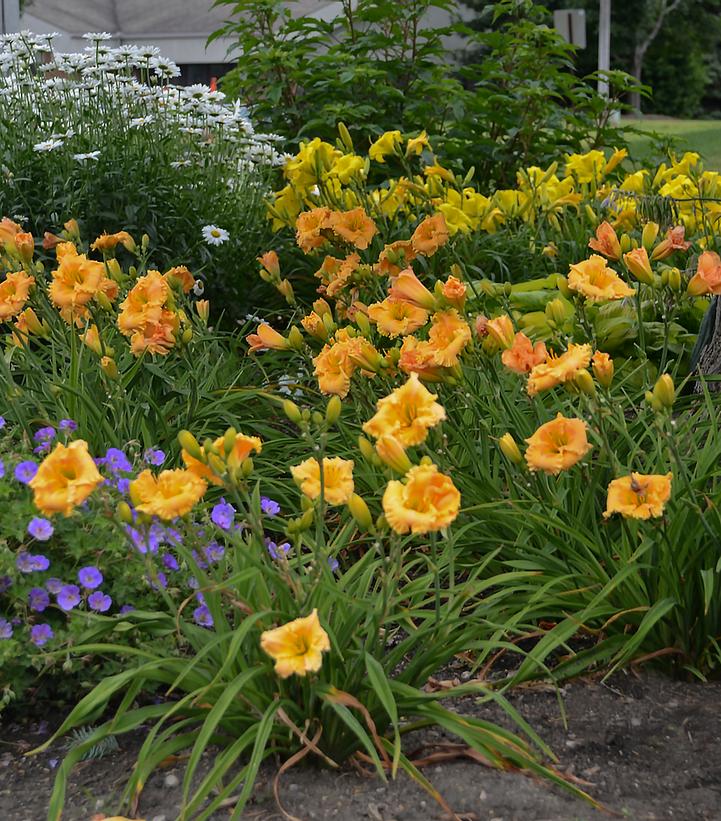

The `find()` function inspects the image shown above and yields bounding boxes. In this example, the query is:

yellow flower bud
[95,292,112,311]
[181,328,193,344]
[106,258,123,281]
[668,267,681,291]
[325,395,342,425]
[338,121,354,153]
[283,399,303,424]
[100,356,119,380]
[223,427,237,457]
[574,368,596,396]
[555,275,570,299]
[311,411,324,426]
[375,435,412,474]
[584,204,599,226]
[277,279,295,305]
[623,247,654,285]
[358,435,380,465]
[498,433,523,465]
[299,507,315,531]
[619,233,632,255]
[348,493,373,530]
[196,299,210,324]
[591,351,614,389]
[116,501,134,524]
[242,457,254,476]
[545,298,567,327]
[641,222,660,252]
[355,311,371,337]
[207,453,226,477]
[652,374,675,409]
[288,325,304,350]
[178,430,203,460]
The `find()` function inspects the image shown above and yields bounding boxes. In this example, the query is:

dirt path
[1,670,719,820]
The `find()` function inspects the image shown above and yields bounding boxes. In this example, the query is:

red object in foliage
[210,76,218,92]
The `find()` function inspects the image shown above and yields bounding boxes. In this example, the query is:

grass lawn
[621,117,721,170]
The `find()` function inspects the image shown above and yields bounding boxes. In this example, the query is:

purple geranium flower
[103,447,132,473]
[0,416,5,429]
[119,604,135,614]
[58,418,77,432]
[0,460,4,479]
[211,498,235,530]
[17,553,50,573]
[0,576,12,593]
[187,576,199,590]
[266,539,291,561]
[260,496,281,516]
[0,618,12,639]
[116,477,130,495]
[148,572,167,590]
[56,584,81,611]
[27,517,54,541]
[78,566,103,590]
[144,448,165,466]
[45,578,63,594]
[14,460,38,484]
[204,541,225,563]
[28,587,50,612]
[88,591,112,612]
[193,604,213,628]
[30,623,54,646]
[162,553,179,571]
[328,556,339,573]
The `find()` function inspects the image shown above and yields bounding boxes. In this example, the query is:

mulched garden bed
[1,669,719,820]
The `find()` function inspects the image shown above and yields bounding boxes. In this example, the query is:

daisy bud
[498,433,522,465]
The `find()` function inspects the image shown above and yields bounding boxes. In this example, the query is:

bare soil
[1,670,720,821]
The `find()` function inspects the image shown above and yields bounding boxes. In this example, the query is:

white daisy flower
[74,151,101,162]
[202,225,229,246]
[82,32,113,41]
[33,138,64,152]
[192,280,205,296]
[129,116,154,128]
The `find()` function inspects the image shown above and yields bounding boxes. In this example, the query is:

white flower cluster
[0,31,287,175]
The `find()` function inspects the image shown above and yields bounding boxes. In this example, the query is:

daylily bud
[181,328,193,344]
[668,267,681,291]
[106,258,123,281]
[311,411,324,425]
[223,427,237,457]
[287,325,304,350]
[623,247,654,285]
[556,275,570,298]
[338,121,354,153]
[178,430,202,460]
[325,395,342,425]
[95,292,112,311]
[574,368,596,396]
[348,493,373,530]
[207,453,226,477]
[619,233,632,255]
[641,222,660,252]
[498,433,522,465]
[591,351,614,388]
[652,374,675,409]
[116,501,134,524]
[358,435,381,465]
[100,356,118,380]
[545,298,567,327]
[584,204,599,226]
[277,279,295,305]
[298,508,315,531]
[375,435,412,474]
[196,299,210,323]
[283,399,303,424]
[241,457,254,476]
[355,311,371,337]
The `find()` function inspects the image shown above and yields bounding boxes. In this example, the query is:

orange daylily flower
[383,462,460,534]
[0,270,35,320]
[527,343,592,396]
[368,297,429,338]
[687,250,721,296]
[501,332,547,374]
[296,207,332,253]
[290,456,354,505]
[246,323,292,353]
[260,609,330,679]
[130,469,207,520]
[525,413,592,475]
[588,221,621,260]
[568,255,635,302]
[328,208,377,250]
[411,213,449,257]
[363,373,446,447]
[604,473,672,519]
[29,440,103,517]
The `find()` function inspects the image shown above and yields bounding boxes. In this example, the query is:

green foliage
[214,0,637,185]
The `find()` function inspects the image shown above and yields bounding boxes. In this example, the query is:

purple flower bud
[14,460,38,484]
[27,517,54,541]
[77,566,103,590]
[28,587,50,612]
[120,604,135,614]
[0,618,12,639]
[0,460,5,479]
[58,419,77,432]
[0,416,5,429]
[30,623,54,646]
[88,591,112,612]
[266,539,291,561]
[162,553,179,571]
[57,584,81,611]
[0,576,12,593]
